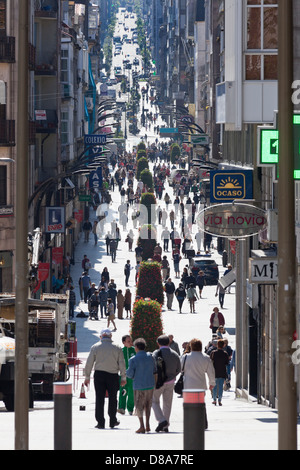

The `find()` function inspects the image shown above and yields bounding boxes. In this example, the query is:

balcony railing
[0,36,16,63]
[34,0,58,18]
[35,109,58,133]
[0,120,15,146]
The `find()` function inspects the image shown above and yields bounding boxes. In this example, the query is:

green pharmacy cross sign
[258,114,300,179]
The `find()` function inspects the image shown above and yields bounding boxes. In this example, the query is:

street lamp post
[15,0,29,450]
[277,0,298,450]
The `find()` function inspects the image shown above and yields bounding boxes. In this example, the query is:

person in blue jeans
[210,339,229,406]
[126,338,157,433]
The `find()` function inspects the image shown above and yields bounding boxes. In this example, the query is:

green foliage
[136,261,164,305]
[170,143,181,163]
[137,224,157,260]
[140,192,156,224]
[130,298,164,352]
[137,141,146,151]
[137,148,147,159]
[140,169,153,191]
[136,156,149,179]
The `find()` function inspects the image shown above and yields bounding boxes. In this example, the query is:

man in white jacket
[84,329,126,429]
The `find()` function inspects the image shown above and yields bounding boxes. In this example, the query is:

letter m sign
[249,258,278,284]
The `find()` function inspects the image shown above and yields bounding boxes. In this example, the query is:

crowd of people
[77,143,235,433]
[84,329,234,432]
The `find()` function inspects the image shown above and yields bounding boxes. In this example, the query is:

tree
[130,298,164,352]
[136,156,149,180]
[137,148,147,160]
[140,169,153,191]
[170,143,181,164]
[137,141,146,151]
[136,261,164,305]
[140,193,156,224]
[137,224,157,260]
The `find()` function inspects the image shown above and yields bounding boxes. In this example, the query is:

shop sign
[89,167,103,190]
[249,258,278,284]
[33,262,50,293]
[210,170,253,203]
[45,207,65,233]
[0,206,14,217]
[52,247,63,265]
[197,203,268,238]
[74,209,83,223]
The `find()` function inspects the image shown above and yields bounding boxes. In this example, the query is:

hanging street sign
[84,134,107,146]
[159,128,178,136]
[89,167,103,190]
[249,258,278,284]
[45,207,65,233]
[257,113,300,179]
[210,170,253,203]
[197,203,268,238]
[191,134,210,146]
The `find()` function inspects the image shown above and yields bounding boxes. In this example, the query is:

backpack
[155,350,166,389]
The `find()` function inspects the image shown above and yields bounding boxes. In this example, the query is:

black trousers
[94,370,120,427]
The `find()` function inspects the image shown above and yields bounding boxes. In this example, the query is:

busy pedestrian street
[1,0,300,455]
[0,152,292,451]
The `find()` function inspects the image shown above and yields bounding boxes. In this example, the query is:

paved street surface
[1,162,299,452]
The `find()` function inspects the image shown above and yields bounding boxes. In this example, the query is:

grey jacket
[84,338,126,381]
[152,346,181,383]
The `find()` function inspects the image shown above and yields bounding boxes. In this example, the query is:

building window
[0,166,7,206]
[245,0,278,80]
[61,48,69,83]
[0,0,6,36]
[61,111,69,145]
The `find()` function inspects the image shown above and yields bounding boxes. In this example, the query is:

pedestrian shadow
[75,323,103,353]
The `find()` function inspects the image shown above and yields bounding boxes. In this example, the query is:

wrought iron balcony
[0,120,15,146]
[0,36,16,63]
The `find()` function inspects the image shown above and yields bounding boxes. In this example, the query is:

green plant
[137,224,157,260]
[170,143,181,164]
[140,169,153,191]
[140,192,156,224]
[136,261,164,305]
[137,141,146,151]
[130,298,164,352]
[136,156,149,179]
[137,148,147,159]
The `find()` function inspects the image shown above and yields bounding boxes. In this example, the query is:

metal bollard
[183,389,206,450]
[53,382,72,450]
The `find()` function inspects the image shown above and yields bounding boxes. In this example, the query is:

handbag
[174,356,187,395]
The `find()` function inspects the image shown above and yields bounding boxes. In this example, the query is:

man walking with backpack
[152,335,181,433]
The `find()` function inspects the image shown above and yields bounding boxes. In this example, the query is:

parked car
[189,256,219,285]
[168,168,189,186]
